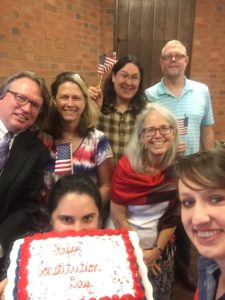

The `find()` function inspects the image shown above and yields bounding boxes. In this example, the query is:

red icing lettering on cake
[38,261,101,276]
[53,244,81,257]
[16,229,145,300]
[69,276,94,294]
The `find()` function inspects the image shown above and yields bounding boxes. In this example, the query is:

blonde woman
[41,72,114,206]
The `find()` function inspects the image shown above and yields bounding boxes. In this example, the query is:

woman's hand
[89,86,103,109]
[177,141,187,156]
[0,278,7,300]
[143,248,162,277]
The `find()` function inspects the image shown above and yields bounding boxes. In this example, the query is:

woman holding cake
[111,103,179,300]
[0,173,103,298]
[39,72,114,206]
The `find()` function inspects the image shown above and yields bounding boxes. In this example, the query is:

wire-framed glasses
[161,53,186,61]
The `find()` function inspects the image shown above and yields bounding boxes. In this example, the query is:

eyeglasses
[161,53,186,62]
[7,90,42,113]
[142,125,173,137]
[116,72,141,83]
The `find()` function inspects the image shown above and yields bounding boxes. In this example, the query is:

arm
[143,226,176,276]
[97,157,114,206]
[200,125,214,151]
[0,278,7,300]
[154,226,176,253]
[110,201,132,230]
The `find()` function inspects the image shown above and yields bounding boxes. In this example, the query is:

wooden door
[115,0,196,88]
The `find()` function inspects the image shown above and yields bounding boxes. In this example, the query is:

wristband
[154,244,163,254]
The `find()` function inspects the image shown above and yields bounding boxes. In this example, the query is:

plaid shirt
[97,108,137,164]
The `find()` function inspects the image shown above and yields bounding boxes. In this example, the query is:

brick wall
[191,0,225,141]
[1,0,224,141]
[0,0,115,87]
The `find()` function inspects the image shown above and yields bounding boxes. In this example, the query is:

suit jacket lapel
[0,131,30,195]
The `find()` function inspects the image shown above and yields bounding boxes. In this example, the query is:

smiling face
[141,110,175,161]
[179,178,225,261]
[55,81,86,127]
[51,192,100,232]
[0,77,43,133]
[112,62,141,103]
[160,42,189,80]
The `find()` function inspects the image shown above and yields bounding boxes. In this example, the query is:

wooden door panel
[115,0,196,88]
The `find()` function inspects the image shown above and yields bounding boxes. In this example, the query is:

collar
[0,119,16,146]
[158,77,193,96]
[0,119,8,139]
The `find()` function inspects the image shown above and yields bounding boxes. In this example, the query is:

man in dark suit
[0,71,50,272]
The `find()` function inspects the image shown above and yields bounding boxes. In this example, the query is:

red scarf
[111,156,176,206]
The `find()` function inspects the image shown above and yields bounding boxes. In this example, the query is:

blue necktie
[0,132,12,171]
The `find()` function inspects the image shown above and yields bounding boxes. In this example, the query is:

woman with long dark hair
[97,55,147,163]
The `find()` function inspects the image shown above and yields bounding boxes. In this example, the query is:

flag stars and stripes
[55,143,73,175]
[97,54,117,75]
[177,115,189,135]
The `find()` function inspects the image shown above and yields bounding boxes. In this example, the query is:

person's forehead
[57,81,85,97]
[10,77,43,100]
[162,44,186,55]
[10,77,39,90]
[120,63,140,74]
[144,110,170,124]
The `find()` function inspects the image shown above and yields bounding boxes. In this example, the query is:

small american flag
[104,56,117,72]
[97,54,117,75]
[97,54,106,75]
[55,143,73,175]
[177,116,189,135]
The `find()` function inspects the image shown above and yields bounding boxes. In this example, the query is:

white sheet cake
[5,229,153,300]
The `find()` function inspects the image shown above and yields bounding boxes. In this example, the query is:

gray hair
[0,70,50,129]
[125,103,179,172]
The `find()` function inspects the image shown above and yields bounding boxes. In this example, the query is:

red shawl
[111,156,177,206]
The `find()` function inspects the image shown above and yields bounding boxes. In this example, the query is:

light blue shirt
[145,78,214,155]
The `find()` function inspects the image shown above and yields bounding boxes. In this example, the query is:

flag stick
[69,140,73,174]
[98,74,103,87]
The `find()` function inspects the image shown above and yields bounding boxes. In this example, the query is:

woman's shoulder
[87,128,108,139]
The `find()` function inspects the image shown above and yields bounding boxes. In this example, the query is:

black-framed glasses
[142,125,173,137]
[7,90,42,113]
[161,53,186,62]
